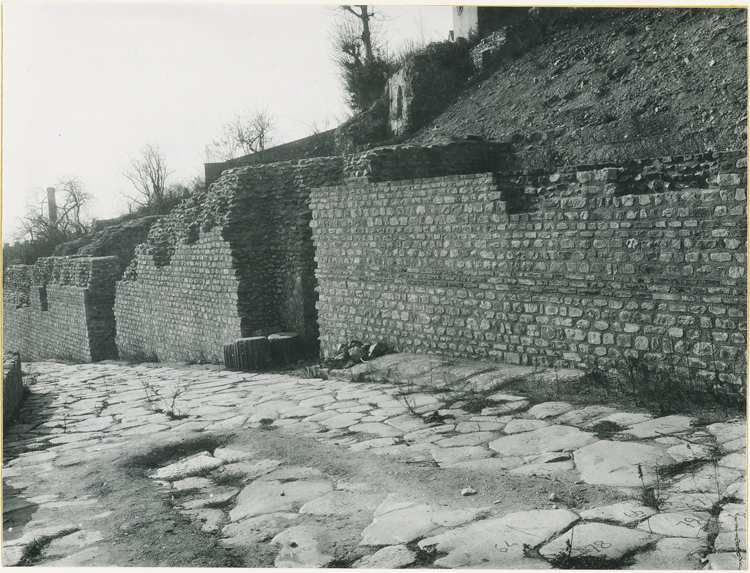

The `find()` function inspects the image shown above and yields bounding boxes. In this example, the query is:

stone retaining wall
[3,352,23,425]
[310,152,747,382]
[3,256,120,362]
[114,141,501,363]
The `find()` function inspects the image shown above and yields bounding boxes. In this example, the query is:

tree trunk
[224,337,271,371]
[358,5,374,63]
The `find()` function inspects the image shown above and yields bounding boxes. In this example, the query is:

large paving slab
[360,503,487,546]
[228,479,333,521]
[489,425,597,457]
[418,509,579,568]
[540,522,655,561]
[573,440,676,487]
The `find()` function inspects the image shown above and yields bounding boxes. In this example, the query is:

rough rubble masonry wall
[3,256,121,362]
[311,152,747,383]
[114,227,243,363]
[3,352,24,424]
[114,141,499,364]
[114,158,346,362]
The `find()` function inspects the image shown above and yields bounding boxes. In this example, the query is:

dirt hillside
[409,8,747,168]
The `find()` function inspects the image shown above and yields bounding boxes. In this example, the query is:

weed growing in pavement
[211,470,248,488]
[548,530,634,569]
[589,420,625,439]
[139,376,188,420]
[127,435,231,471]
[202,496,238,510]
[258,418,277,430]
[18,534,55,566]
[637,463,664,511]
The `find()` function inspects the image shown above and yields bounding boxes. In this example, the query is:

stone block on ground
[268,332,300,367]
[223,337,271,372]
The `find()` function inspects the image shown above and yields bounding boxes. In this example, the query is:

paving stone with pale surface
[2,354,746,568]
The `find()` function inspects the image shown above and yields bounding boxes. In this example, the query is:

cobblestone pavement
[2,355,747,568]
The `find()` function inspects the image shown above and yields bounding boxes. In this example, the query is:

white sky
[2,3,453,240]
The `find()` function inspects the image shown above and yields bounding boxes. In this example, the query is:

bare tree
[13,177,93,261]
[331,6,397,113]
[121,144,174,211]
[207,109,274,162]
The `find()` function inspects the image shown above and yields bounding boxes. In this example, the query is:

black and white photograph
[2,2,747,568]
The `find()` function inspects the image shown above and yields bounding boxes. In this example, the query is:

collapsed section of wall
[311,151,747,383]
[3,256,120,362]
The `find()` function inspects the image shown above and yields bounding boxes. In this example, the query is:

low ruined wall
[311,151,747,383]
[3,352,23,425]
[114,228,243,363]
[2,257,120,362]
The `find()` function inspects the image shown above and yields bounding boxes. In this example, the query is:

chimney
[46,187,58,227]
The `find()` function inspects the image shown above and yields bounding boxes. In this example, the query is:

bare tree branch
[121,144,175,211]
[207,109,275,162]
